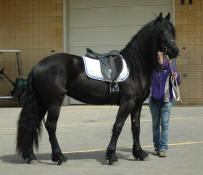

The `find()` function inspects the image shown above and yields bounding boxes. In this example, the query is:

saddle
[86,48,123,92]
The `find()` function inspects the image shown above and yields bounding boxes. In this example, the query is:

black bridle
[162,39,175,55]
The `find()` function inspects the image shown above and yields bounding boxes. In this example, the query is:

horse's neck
[121,42,155,78]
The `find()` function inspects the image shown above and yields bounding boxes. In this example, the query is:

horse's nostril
[173,48,179,56]
[176,48,179,54]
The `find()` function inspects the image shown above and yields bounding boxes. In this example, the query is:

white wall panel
[69,6,172,28]
[68,1,173,56]
[69,0,172,9]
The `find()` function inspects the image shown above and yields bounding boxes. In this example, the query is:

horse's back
[35,53,81,71]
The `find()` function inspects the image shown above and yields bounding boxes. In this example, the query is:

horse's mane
[120,17,175,75]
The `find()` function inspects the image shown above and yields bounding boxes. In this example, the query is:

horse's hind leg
[45,104,67,165]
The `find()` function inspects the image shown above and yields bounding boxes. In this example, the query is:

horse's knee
[132,120,140,128]
[45,120,57,133]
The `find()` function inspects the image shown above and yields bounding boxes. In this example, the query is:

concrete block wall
[175,0,203,105]
[0,0,63,106]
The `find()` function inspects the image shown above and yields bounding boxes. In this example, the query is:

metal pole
[16,52,23,78]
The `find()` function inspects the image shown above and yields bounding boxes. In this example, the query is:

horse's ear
[156,12,163,21]
[165,13,170,21]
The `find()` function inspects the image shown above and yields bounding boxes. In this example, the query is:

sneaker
[159,151,167,157]
[152,149,159,155]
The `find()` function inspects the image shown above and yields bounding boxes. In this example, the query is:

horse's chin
[154,62,163,71]
[167,51,179,59]
[158,64,164,71]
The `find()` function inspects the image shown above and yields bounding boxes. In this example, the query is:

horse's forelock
[160,18,176,38]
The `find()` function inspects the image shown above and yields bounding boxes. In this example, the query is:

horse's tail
[16,68,45,158]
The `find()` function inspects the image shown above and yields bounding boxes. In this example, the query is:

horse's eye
[161,39,166,44]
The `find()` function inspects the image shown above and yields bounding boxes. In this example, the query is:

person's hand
[172,72,177,79]
[157,51,164,65]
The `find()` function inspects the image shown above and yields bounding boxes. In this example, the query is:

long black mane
[121,17,175,76]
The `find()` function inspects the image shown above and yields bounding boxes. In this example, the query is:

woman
[149,51,180,157]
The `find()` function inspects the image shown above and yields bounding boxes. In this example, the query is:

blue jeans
[149,101,172,151]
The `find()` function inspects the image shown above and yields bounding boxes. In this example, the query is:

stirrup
[109,82,119,93]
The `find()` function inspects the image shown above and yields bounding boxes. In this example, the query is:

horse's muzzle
[168,46,179,59]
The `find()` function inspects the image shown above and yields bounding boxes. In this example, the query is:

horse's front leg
[131,104,148,160]
[106,100,134,165]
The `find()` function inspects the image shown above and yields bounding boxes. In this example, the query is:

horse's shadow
[0,149,152,165]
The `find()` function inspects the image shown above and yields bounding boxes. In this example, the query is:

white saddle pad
[82,56,129,82]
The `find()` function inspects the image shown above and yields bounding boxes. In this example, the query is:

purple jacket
[150,61,181,102]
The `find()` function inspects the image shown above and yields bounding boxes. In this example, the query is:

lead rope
[166,55,182,103]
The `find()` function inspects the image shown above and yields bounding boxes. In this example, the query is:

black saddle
[85,48,123,93]
[86,48,120,59]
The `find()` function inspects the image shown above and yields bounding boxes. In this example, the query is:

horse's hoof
[52,153,68,165]
[51,156,58,162]
[58,157,68,165]
[27,159,38,164]
[27,156,38,164]
[25,154,38,164]
[133,150,148,161]
[106,159,119,166]
[106,153,118,165]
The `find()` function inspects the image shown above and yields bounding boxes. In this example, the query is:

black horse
[16,13,179,165]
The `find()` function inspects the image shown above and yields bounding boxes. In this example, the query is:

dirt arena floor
[0,105,203,175]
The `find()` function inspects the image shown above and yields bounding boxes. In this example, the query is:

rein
[165,54,182,103]
[162,39,175,55]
